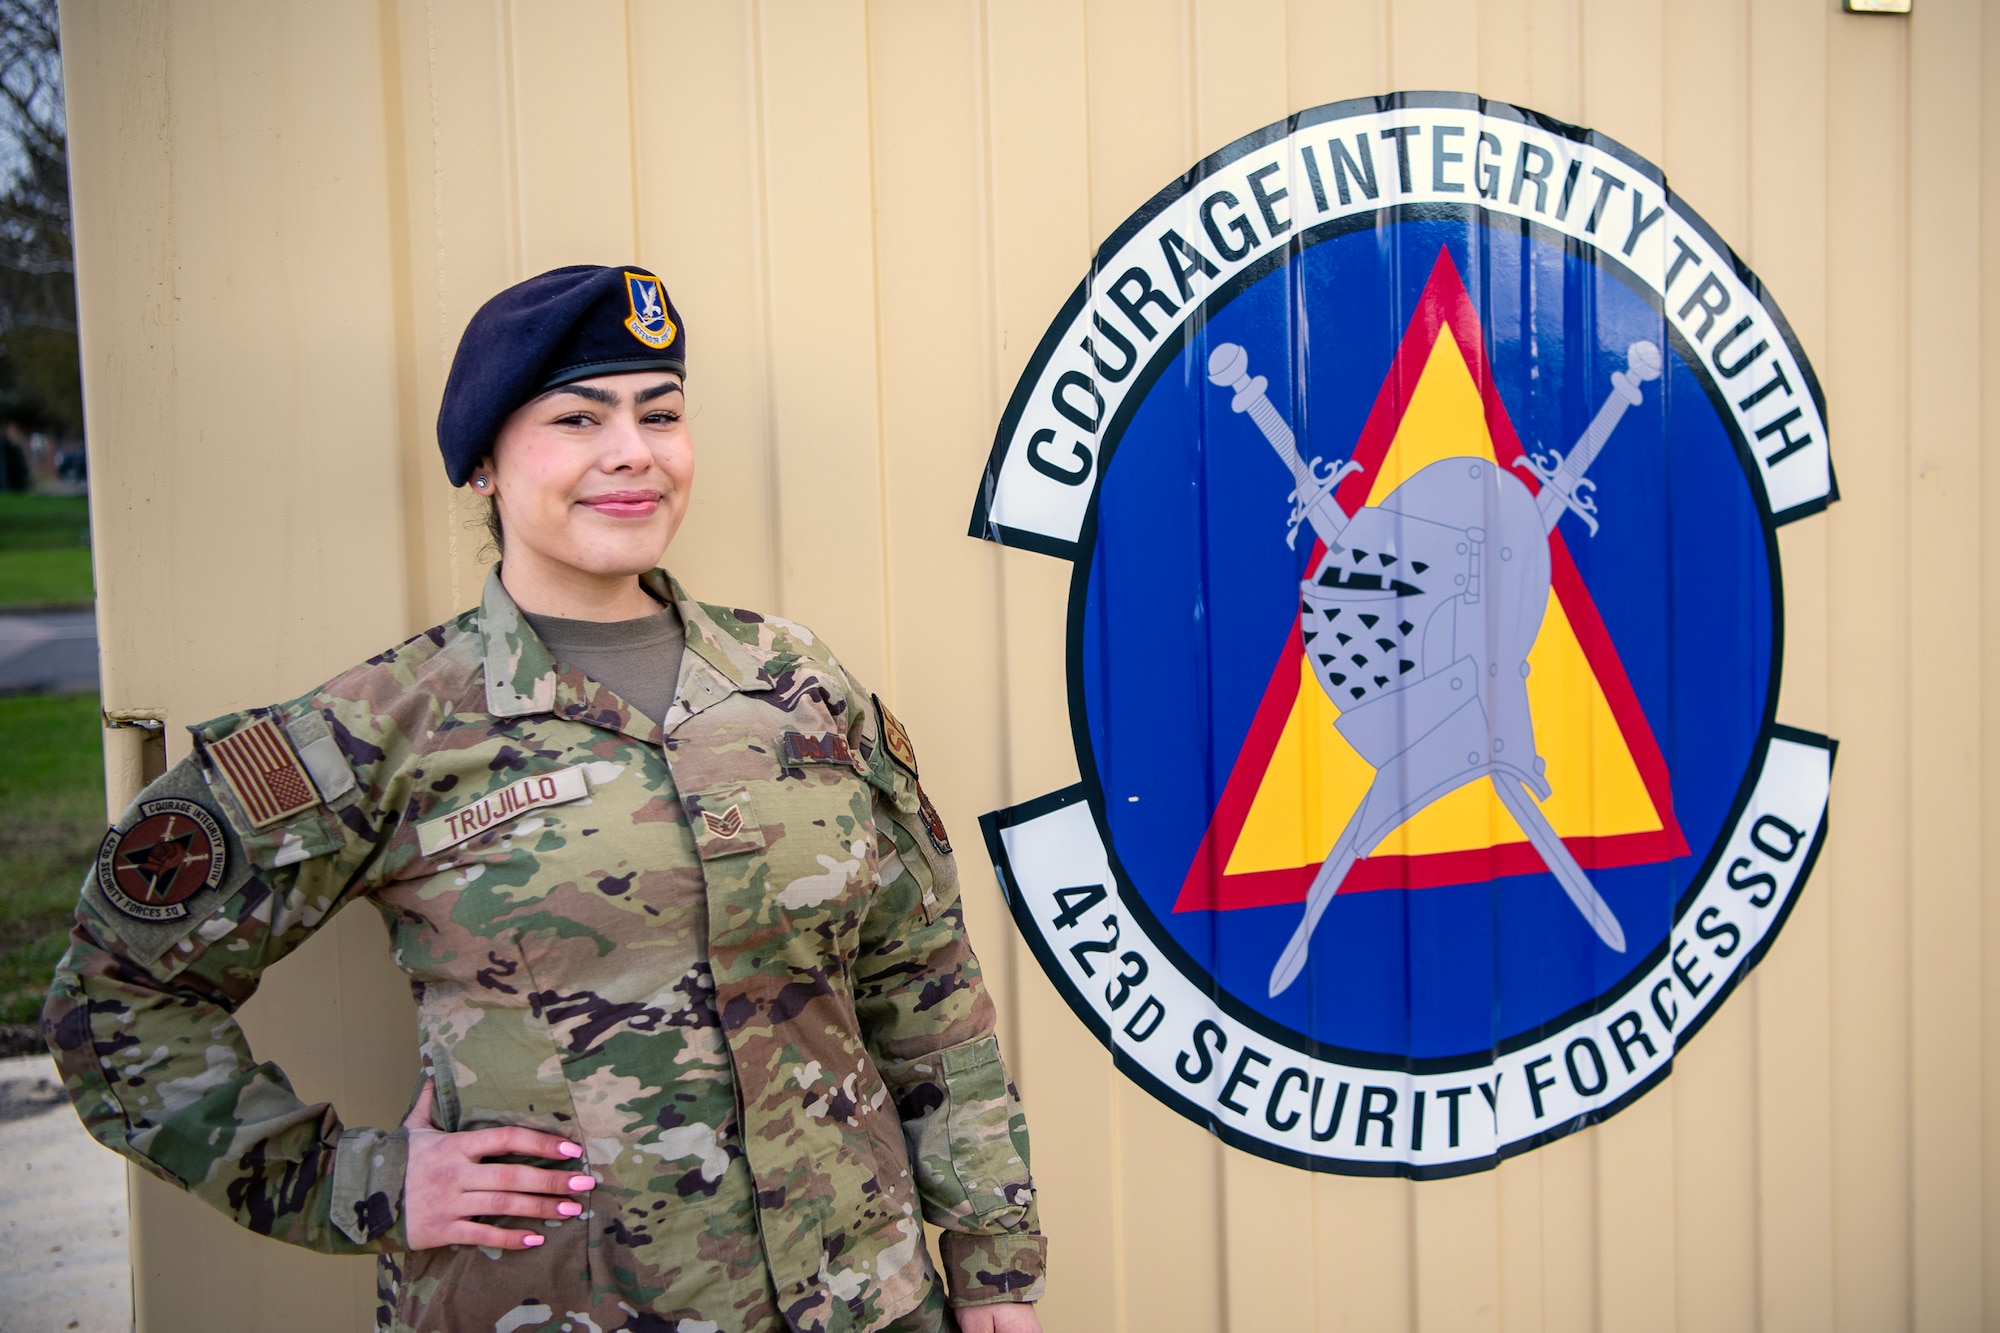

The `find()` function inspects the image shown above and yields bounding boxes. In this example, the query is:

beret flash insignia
[624,271,677,350]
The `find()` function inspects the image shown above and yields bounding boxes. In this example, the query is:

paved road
[0,1053,130,1332]
[0,611,97,695]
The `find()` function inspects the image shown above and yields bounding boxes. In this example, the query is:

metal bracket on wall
[101,708,169,812]
[102,708,166,730]
[1842,0,1911,13]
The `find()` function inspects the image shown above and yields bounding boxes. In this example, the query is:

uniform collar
[480,567,559,717]
[665,572,775,696]
[479,566,771,728]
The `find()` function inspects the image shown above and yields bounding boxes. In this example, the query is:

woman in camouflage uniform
[44,266,1046,1333]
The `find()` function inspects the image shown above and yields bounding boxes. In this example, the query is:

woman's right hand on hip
[400,1078,594,1250]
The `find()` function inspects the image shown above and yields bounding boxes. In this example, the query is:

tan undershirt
[521,601,685,726]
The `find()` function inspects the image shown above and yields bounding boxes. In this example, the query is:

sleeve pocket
[329,1125,408,1246]
[234,804,345,870]
[937,1034,1034,1227]
[190,708,348,870]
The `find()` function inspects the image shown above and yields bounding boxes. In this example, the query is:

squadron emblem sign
[969,93,1837,1177]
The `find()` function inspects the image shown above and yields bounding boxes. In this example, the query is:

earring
[473,476,491,491]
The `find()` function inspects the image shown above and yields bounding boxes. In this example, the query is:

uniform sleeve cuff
[329,1126,408,1247]
[939,1230,1047,1306]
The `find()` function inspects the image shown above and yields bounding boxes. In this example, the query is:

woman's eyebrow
[535,383,620,407]
[635,380,684,404]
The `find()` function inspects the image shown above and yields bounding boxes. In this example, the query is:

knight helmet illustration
[1205,337,1663,997]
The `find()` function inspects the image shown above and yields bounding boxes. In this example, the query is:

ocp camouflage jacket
[44,569,1045,1333]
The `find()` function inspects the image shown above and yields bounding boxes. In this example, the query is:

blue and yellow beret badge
[623,271,677,349]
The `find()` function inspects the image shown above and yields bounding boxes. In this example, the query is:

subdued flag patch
[206,717,321,828]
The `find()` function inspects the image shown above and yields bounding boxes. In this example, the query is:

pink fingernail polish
[558,1201,582,1217]
[568,1175,596,1191]
[559,1143,584,1159]
[522,1234,545,1248]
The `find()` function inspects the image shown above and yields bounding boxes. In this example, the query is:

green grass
[0,491,90,551]
[0,545,92,607]
[0,692,104,1025]
[0,492,93,608]
[0,497,102,1026]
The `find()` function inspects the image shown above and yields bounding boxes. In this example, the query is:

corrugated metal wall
[56,1,1993,1329]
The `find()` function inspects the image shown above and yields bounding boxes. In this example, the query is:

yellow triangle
[1364,333,1493,503]
[1224,331,1662,877]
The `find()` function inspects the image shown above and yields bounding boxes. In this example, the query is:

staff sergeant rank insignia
[96,798,228,922]
[969,91,1837,1179]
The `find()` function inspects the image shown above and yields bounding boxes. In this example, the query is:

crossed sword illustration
[1206,338,1663,997]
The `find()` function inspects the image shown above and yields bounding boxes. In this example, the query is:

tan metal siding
[54,2,1987,1329]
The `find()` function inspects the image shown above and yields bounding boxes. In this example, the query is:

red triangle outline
[1173,248,1690,914]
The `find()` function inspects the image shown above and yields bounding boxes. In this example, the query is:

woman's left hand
[953,1303,1043,1333]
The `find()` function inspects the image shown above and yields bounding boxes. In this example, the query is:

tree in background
[0,0,76,456]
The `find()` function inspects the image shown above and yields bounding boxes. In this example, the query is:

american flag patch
[207,717,321,828]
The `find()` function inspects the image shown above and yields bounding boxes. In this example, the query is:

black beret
[436,264,687,485]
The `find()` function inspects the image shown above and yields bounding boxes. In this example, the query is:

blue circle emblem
[972,94,1836,1176]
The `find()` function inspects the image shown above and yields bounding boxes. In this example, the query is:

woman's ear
[468,454,498,493]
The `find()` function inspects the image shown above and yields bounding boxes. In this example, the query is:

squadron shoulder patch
[873,695,918,778]
[915,783,952,857]
[96,798,228,921]
[206,717,320,828]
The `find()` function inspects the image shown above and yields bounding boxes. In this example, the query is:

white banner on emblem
[976,95,1832,552]
[992,732,1833,1174]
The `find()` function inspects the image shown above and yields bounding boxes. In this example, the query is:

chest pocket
[685,731,876,930]
[770,735,876,918]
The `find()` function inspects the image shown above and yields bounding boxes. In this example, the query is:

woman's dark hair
[483,496,504,550]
